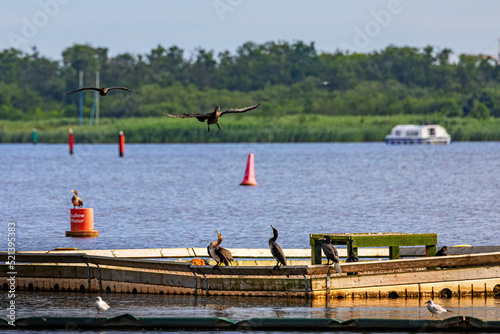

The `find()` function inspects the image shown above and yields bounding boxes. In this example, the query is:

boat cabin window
[405,130,418,136]
[395,130,401,136]
[429,128,436,136]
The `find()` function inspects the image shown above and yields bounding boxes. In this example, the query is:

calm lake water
[1,142,499,251]
[1,142,499,332]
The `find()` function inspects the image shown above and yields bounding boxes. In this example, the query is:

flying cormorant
[66,87,139,96]
[320,236,342,273]
[207,229,233,270]
[163,103,261,132]
[71,190,83,208]
[269,225,287,270]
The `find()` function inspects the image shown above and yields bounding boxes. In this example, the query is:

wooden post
[310,236,322,265]
[389,246,400,259]
[425,244,436,257]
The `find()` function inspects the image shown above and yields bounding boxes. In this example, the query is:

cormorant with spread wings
[66,87,139,96]
[164,103,261,132]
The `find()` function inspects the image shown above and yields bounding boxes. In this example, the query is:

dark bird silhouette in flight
[320,236,342,273]
[66,87,139,96]
[269,225,287,270]
[207,229,233,270]
[163,103,261,132]
[71,190,83,208]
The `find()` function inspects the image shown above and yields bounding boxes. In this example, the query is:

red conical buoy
[240,153,257,186]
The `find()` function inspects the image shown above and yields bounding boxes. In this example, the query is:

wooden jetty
[2,242,500,299]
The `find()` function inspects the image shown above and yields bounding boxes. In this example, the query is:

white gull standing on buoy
[95,296,110,318]
[426,300,452,318]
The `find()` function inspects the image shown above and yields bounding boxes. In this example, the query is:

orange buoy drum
[66,208,99,237]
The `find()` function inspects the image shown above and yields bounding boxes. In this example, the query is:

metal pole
[78,70,83,126]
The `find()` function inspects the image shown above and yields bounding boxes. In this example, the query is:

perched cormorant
[320,236,342,273]
[436,246,448,256]
[207,229,233,270]
[94,296,110,318]
[163,103,261,132]
[426,299,452,318]
[269,225,287,270]
[71,190,83,208]
[66,87,139,96]
[346,239,359,263]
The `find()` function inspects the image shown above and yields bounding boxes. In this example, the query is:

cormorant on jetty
[269,225,287,270]
[207,229,233,270]
[94,296,110,318]
[320,236,342,273]
[163,103,262,132]
[436,246,448,256]
[71,190,83,208]
[66,87,140,96]
[346,239,359,263]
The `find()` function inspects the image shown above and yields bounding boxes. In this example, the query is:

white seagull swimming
[95,296,110,318]
[426,299,452,318]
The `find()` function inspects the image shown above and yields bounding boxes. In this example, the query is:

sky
[1,0,500,61]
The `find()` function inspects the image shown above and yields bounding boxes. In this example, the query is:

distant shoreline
[1,115,499,143]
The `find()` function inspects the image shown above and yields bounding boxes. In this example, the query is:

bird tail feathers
[334,262,342,273]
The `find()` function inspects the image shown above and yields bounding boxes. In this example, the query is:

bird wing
[216,246,233,265]
[321,243,340,262]
[102,301,110,311]
[270,242,287,266]
[163,112,210,122]
[107,87,140,94]
[434,304,449,313]
[219,103,262,117]
[66,87,100,95]
[207,245,212,259]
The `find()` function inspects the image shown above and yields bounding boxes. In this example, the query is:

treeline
[1,41,500,121]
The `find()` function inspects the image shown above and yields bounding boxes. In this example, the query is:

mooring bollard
[66,208,98,237]
[68,128,74,155]
[240,153,257,186]
[119,131,125,157]
[32,128,38,145]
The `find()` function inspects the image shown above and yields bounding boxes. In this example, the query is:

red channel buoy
[240,153,257,186]
[118,131,125,157]
[68,129,74,155]
[66,208,99,237]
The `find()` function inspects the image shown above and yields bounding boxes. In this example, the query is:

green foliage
[3,115,500,143]
[469,100,490,120]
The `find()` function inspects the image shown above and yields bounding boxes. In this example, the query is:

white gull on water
[95,296,110,318]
